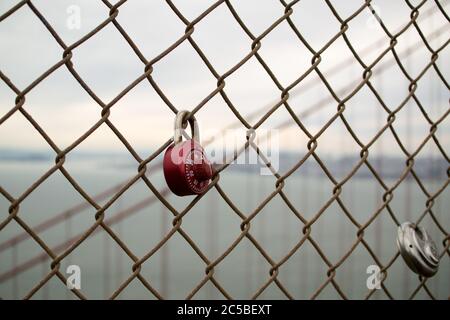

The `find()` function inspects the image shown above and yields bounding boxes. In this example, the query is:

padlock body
[397,222,439,277]
[163,140,212,196]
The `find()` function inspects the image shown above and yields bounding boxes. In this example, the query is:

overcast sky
[0,0,448,158]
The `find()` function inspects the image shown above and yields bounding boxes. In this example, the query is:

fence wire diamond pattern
[0,0,449,300]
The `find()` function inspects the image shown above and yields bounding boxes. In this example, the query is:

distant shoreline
[0,149,447,180]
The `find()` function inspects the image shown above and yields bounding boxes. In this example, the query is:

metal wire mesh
[0,0,449,299]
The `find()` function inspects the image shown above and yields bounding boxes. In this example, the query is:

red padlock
[163,111,213,196]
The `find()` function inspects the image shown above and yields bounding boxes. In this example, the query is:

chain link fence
[0,0,449,299]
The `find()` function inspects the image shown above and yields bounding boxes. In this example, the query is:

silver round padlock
[396,222,439,277]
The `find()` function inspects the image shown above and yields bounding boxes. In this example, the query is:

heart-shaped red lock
[163,111,213,196]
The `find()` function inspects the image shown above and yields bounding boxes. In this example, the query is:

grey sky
[0,0,448,157]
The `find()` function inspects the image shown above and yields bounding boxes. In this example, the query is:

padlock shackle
[174,110,200,145]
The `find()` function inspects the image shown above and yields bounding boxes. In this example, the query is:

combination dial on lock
[396,222,440,278]
[163,110,213,196]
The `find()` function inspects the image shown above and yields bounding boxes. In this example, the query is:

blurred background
[0,0,449,299]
